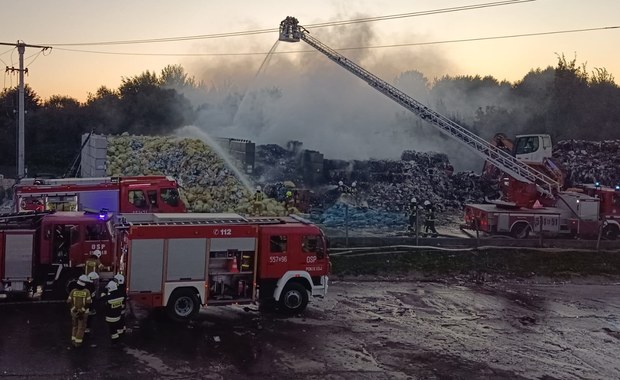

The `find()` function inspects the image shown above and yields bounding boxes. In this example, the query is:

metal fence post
[345,203,349,248]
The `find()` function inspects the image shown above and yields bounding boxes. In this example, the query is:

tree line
[0,55,618,178]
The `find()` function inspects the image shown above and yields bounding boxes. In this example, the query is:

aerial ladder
[278,16,561,202]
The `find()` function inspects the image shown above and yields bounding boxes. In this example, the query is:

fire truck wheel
[603,224,619,240]
[278,282,308,315]
[167,289,200,321]
[510,222,531,239]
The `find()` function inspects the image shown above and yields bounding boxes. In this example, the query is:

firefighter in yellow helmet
[67,274,93,347]
[252,186,265,216]
[84,249,104,275]
[284,190,294,214]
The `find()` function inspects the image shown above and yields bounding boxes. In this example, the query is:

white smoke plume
[180,21,499,171]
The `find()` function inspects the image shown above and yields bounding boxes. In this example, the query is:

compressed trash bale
[105,134,289,216]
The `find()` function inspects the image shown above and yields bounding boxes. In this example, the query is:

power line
[43,0,534,47]
[52,26,619,57]
[338,26,620,50]
[0,47,15,67]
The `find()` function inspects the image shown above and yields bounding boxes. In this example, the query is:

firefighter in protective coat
[423,200,438,237]
[85,271,100,334]
[252,186,265,216]
[101,281,126,342]
[67,275,93,347]
[112,273,127,336]
[84,249,104,275]
[408,197,420,235]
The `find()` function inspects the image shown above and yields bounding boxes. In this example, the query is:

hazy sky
[2,0,619,102]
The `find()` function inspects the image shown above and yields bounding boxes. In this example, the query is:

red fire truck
[0,210,115,298]
[14,176,185,214]
[116,213,330,320]
[462,134,619,239]
[576,183,620,240]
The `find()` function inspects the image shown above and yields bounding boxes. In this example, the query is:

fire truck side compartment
[210,237,256,252]
[166,238,207,281]
[3,232,35,290]
[129,239,164,293]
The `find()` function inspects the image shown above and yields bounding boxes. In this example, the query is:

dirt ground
[1,276,620,379]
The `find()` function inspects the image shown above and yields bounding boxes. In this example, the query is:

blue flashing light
[98,208,109,220]
[595,181,601,188]
[615,185,620,191]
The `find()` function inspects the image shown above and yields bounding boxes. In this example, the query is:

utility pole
[2,41,52,180]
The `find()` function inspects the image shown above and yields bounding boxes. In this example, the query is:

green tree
[511,67,555,136]
[584,68,620,139]
[118,70,195,135]
[160,64,197,89]
[0,85,42,176]
[28,95,86,175]
[84,86,124,134]
[549,54,589,139]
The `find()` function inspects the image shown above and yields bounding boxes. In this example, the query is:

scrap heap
[102,134,618,232]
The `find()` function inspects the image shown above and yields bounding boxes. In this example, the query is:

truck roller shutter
[5,233,34,282]
[129,239,164,292]
[167,238,207,281]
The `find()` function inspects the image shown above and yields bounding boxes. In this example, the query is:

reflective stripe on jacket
[68,288,92,313]
[103,293,125,320]
[85,258,102,274]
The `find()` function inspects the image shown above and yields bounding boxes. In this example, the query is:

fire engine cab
[0,210,115,298]
[116,213,330,320]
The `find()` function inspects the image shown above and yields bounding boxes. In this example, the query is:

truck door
[51,224,78,264]
[124,186,165,213]
[125,189,150,213]
[159,187,184,212]
[298,234,329,276]
[261,233,290,279]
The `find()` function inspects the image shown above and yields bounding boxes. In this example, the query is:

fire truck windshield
[86,222,108,240]
[515,136,539,154]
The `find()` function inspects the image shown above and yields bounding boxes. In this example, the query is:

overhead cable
[52,26,619,57]
[43,0,534,47]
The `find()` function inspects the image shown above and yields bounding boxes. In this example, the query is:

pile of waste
[106,134,288,215]
[307,151,489,230]
[103,133,620,232]
[553,140,620,187]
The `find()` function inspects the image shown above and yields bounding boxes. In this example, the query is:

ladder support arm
[278,16,560,196]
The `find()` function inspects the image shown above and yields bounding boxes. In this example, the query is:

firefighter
[252,186,264,216]
[112,273,127,336]
[423,200,438,237]
[284,190,294,213]
[101,281,125,342]
[84,271,100,335]
[408,197,420,235]
[84,249,104,275]
[67,274,93,348]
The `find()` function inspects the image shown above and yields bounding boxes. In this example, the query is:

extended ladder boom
[278,16,560,196]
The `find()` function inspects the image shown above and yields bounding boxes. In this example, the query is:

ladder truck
[116,213,330,320]
[278,16,614,240]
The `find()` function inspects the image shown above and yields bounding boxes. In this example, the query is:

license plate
[0,294,7,299]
